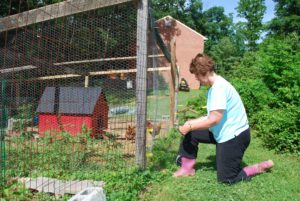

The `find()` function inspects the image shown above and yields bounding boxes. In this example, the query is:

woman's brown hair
[189,53,215,76]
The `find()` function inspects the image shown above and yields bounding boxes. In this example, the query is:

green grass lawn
[147,89,203,120]
[140,131,300,201]
[106,88,203,120]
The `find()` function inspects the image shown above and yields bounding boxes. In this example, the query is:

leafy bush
[231,78,276,121]
[13,103,35,120]
[209,37,241,76]
[177,88,207,124]
[103,168,165,201]
[227,51,264,80]
[223,51,276,121]
[226,33,300,154]
[10,103,37,134]
[1,180,33,201]
[257,33,300,107]
[148,128,181,170]
[253,105,300,154]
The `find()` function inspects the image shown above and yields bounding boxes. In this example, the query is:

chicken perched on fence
[125,125,136,140]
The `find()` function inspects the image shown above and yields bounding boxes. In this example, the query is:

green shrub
[1,180,33,201]
[13,103,35,120]
[253,105,300,154]
[148,128,181,170]
[226,34,300,154]
[177,88,207,125]
[231,78,276,121]
[257,33,300,107]
[208,37,241,77]
[227,51,264,80]
[103,168,165,201]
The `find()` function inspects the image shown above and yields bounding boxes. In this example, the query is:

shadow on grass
[196,155,216,171]
[195,155,249,171]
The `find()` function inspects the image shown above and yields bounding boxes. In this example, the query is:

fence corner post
[135,0,149,169]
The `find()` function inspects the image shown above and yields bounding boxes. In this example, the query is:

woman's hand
[178,116,208,136]
[178,112,224,136]
[179,122,192,136]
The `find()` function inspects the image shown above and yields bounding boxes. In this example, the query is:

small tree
[203,6,234,52]
[236,0,266,51]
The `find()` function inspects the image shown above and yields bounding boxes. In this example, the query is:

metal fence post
[0,80,7,187]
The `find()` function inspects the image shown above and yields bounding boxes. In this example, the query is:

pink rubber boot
[173,157,196,177]
[243,160,274,177]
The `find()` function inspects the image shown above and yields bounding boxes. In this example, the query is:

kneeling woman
[174,53,273,184]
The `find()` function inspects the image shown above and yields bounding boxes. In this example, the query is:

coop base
[18,177,105,196]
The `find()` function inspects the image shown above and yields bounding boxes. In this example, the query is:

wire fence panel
[0,0,172,199]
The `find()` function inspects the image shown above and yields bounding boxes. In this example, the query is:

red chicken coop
[37,87,108,137]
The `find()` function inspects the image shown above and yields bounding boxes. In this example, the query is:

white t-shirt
[207,76,249,143]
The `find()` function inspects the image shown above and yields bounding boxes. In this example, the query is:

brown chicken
[147,120,162,136]
[125,125,136,140]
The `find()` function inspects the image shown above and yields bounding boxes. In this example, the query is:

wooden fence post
[136,0,148,169]
[170,37,178,127]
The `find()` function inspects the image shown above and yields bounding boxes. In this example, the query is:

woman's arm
[185,116,208,125]
[179,110,224,135]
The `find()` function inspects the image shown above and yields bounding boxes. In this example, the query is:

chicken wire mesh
[0,0,174,198]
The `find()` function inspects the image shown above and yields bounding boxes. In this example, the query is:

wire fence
[0,0,174,199]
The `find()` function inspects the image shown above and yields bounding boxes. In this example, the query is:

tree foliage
[236,0,266,50]
[208,37,240,76]
[258,33,300,106]
[268,0,300,35]
[0,0,63,17]
[227,33,300,153]
[202,7,233,42]
[202,6,235,52]
[150,0,205,32]
[254,105,300,154]
[228,51,262,80]
[231,78,275,120]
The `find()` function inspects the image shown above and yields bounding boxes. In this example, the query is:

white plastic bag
[68,187,106,201]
